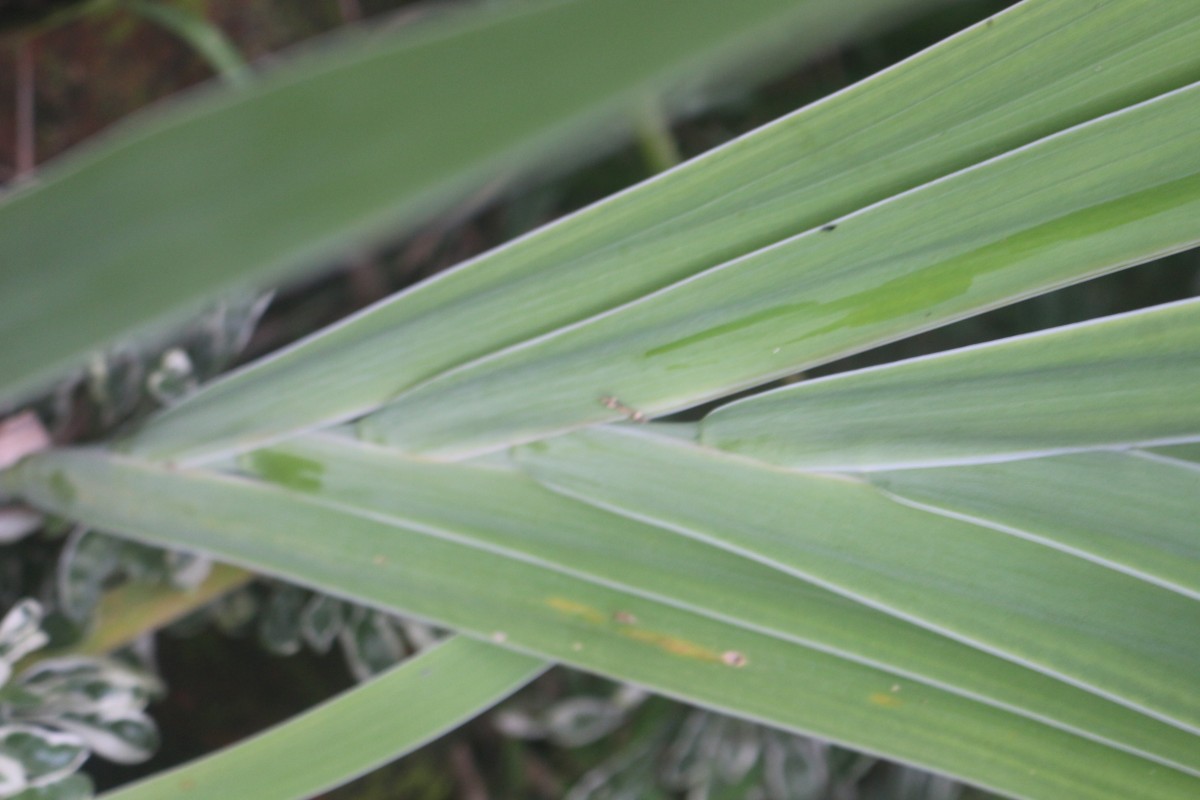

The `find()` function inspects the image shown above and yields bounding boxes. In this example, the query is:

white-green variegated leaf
[39,713,157,766]
[10,773,94,800]
[15,658,163,718]
[299,594,345,655]
[0,726,88,793]
[0,602,48,684]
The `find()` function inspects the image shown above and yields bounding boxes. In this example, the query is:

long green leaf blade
[126,0,1200,463]
[6,449,1198,800]
[1149,444,1200,464]
[1,0,866,405]
[512,427,1200,734]
[125,0,250,87]
[362,81,1200,457]
[232,433,1200,775]
[701,298,1200,470]
[99,636,545,800]
[868,451,1200,600]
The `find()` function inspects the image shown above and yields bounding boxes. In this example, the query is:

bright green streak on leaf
[98,637,545,800]
[126,0,1200,464]
[362,82,1200,457]
[1,0,872,406]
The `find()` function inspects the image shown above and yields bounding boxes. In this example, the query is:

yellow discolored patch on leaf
[545,596,609,625]
[619,627,725,663]
[544,597,740,665]
[868,691,904,709]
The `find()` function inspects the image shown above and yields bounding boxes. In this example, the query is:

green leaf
[298,593,344,655]
[7,448,1200,800]
[2,0,882,406]
[256,583,307,657]
[123,0,250,87]
[700,298,1200,470]
[97,637,546,800]
[46,712,157,766]
[235,433,1200,775]
[36,563,252,661]
[0,601,49,681]
[13,657,162,763]
[124,0,1200,464]
[337,607,405,682]
[512,426,1200,735]
[869,451,1200,600]
[0,726,88,795]
[57,529,178,623]
[11,772,94,800]
[1148,444,1200,465]
[361,80,1200,457]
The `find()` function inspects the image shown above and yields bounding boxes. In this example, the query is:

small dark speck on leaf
[820,224,837,232]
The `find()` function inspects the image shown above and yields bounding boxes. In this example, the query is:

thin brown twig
[523,752,564,799]
[449,741,489,800]
[337,0,363,23]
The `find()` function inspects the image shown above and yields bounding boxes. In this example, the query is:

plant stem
[634,97,681,174]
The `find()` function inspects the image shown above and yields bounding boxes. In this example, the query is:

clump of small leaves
[0,601,161,799]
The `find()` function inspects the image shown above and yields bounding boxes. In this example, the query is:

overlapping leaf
[4,448,1200,800]
[126,0,1200,463]
[701,297,1200,470]
[3,0,890,405]
[3,2,1199,798]
[238,434,1200,774]
[362,82,1200,457]
[870,452,1200,600]
[99,637,545,800]
[512,427,1200,734]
